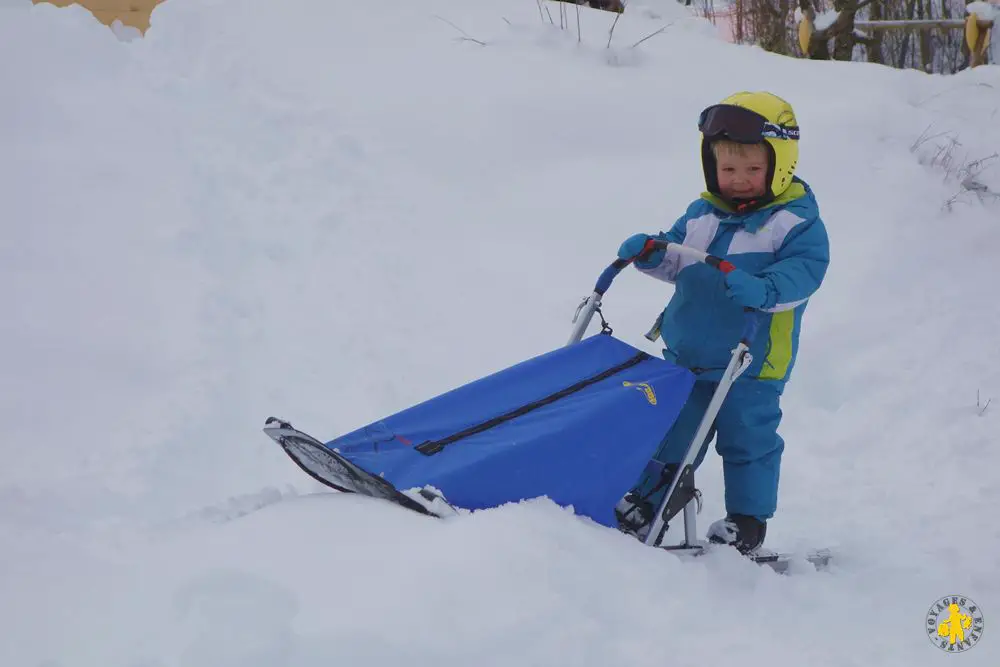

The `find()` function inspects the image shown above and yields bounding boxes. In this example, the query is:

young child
[613,91,830,554]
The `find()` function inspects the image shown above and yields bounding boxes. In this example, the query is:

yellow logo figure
[939,604,972,644]
[622,381,657,406]
[927,595,984,652]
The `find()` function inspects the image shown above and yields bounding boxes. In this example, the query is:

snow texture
[2,0,999,665]
[792,6,840,31]
[815,9,841,30]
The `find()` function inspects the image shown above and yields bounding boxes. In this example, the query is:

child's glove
[723,269,771,309]
[618,233,664,269]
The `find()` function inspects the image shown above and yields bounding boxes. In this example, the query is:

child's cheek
[756,172,768,194]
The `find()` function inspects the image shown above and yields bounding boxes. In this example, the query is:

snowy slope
[2,0,999,664]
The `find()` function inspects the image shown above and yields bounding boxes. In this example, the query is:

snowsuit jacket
[639,176,830,389]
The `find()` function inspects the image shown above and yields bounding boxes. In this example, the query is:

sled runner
[263,240,832,573]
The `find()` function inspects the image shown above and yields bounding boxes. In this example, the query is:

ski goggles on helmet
[698,104,800,143]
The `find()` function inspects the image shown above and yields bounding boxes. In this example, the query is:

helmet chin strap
[725,195,767,213]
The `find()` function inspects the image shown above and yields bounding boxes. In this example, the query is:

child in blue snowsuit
[613,91,830,554]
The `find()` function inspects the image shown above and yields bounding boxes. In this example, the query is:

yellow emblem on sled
[622,381,657,406]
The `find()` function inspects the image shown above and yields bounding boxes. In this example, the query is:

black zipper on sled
[414,351,652,456]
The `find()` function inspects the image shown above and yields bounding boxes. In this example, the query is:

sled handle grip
[594,240,735,295]
[636,239,737,274]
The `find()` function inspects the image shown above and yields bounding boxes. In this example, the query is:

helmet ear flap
[702,137,720,196]
[763,141,777,198]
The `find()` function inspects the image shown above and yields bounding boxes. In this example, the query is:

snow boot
[614,491,654,540]
[614,464,680,541]
[707,514,767,555]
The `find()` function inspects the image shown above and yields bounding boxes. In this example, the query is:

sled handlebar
[637,238,738,274]
[569,240,760,347]
[593,239,735,296]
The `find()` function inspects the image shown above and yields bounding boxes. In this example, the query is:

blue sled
[265,332,694,528]
[263,245,720,528]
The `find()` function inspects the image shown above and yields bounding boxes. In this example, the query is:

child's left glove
[618,233,664,269]
[723,269,773,309]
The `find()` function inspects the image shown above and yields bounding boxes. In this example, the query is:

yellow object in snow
[32,0,166,34]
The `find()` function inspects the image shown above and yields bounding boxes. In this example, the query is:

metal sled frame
[568,240,758,553]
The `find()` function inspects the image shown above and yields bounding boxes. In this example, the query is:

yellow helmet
[699,91,800,205]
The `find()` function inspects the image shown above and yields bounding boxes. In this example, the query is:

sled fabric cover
[327,334,696,527]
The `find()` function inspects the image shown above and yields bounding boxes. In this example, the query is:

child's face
[715,144,769,201]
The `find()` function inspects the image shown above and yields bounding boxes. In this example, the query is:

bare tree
[727,0,799,53]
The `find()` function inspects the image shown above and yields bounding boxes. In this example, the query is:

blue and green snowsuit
[631,177,830,520]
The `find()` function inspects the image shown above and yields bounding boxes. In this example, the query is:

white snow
[967,0,1000,21]
[109,18,143,42]
[2,0,999,664]
[814,9,841,31]
[792,6,841,32]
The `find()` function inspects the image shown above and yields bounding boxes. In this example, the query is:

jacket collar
[700,180,807,233]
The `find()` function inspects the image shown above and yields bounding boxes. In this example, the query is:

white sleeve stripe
[635,212,721,284]
[637,247,682,283]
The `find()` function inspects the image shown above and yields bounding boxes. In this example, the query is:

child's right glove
[723,268,774,309]
[618,233,664,269]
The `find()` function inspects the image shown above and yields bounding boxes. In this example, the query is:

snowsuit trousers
[630,379,785,522]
